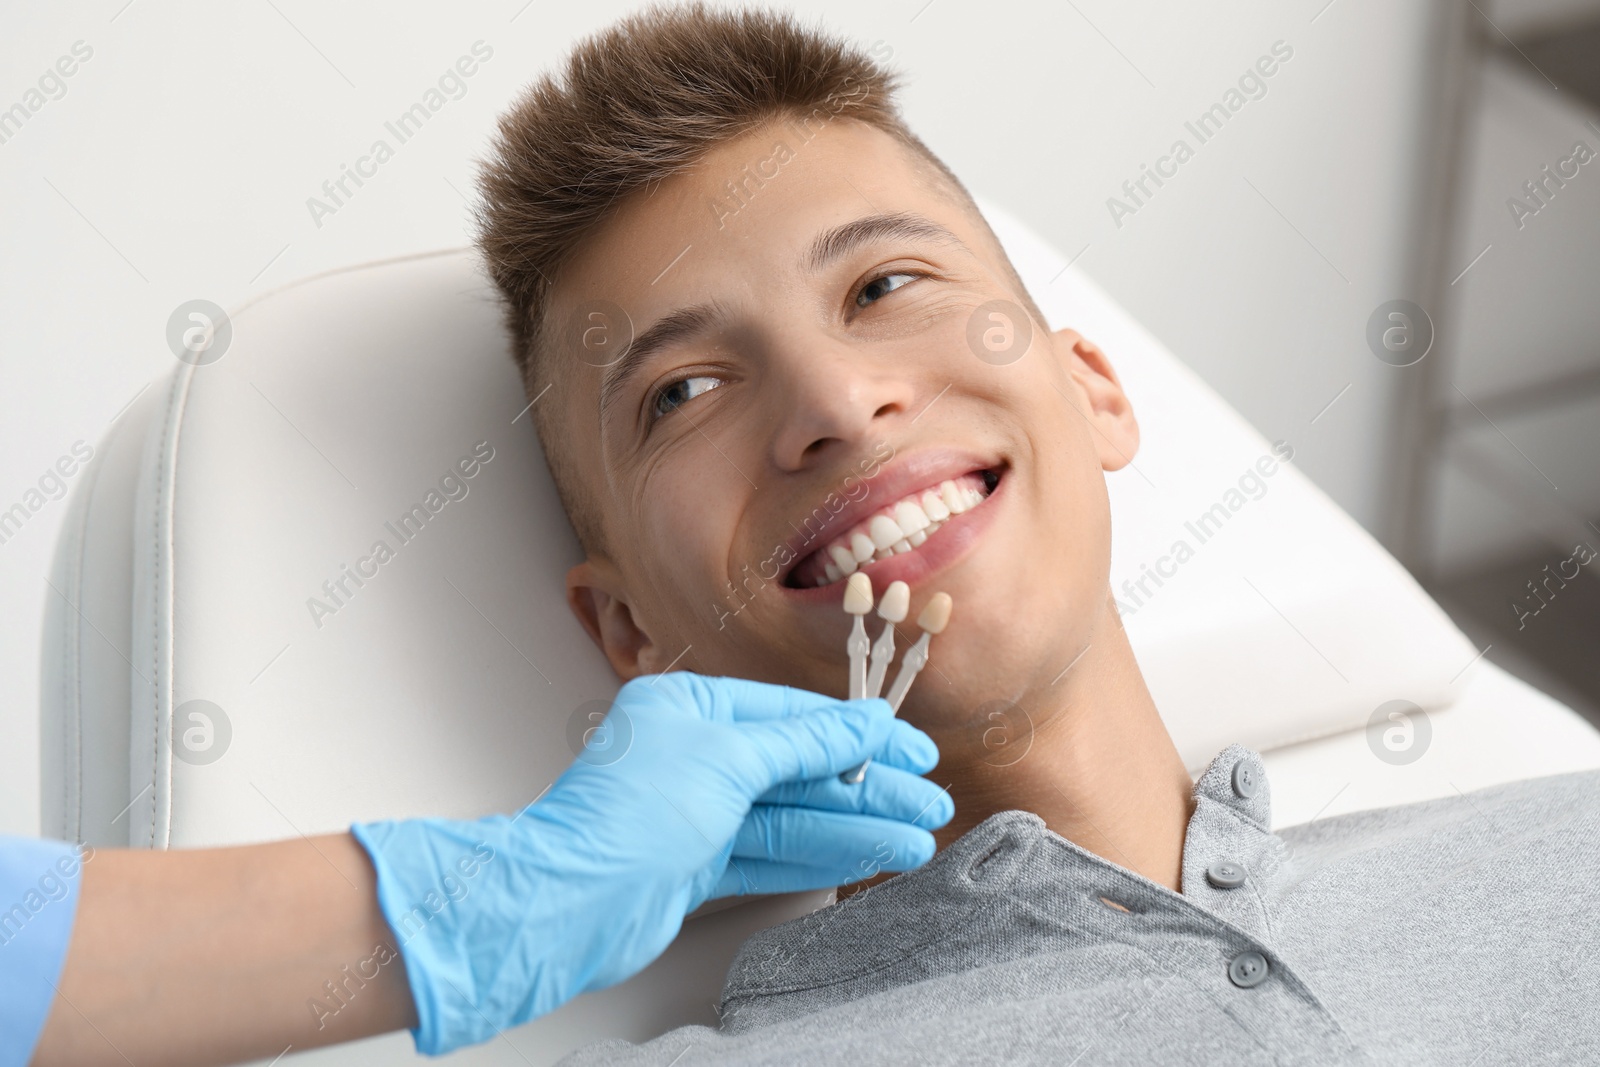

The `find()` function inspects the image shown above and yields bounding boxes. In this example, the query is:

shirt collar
[720,743,1284,1011]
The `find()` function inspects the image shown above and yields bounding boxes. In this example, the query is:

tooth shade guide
[844,572,872,700]
[861,580,909,714]
[844,587,953,779]
[843,571,873,614]
[917,591,953,633]
[876,580,910,622]
[883,633,928,713]
[885,590,952,712]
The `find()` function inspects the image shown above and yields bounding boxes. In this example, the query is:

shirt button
[1228,950,1270,988]
[1231,760,1260,799]
[1206,860,1248,888]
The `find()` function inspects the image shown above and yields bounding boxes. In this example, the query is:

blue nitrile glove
[351,672,952,1056]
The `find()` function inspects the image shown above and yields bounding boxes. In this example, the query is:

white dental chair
[39,198,1600,1065]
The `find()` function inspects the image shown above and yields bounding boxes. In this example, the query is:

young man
[475,4,1600,1063]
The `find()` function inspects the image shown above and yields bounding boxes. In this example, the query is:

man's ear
[1054,328,1139,472]
[566,559,663,681]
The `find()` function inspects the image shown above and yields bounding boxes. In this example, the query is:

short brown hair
[474,3,986,558]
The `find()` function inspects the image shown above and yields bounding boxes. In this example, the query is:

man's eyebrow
[598,213,967,425]
[598,300,728,425]
[804,211,969,274]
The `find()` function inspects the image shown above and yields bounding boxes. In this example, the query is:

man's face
[553,117,1138,746]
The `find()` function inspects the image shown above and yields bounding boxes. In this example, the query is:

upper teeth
[813,476,989,586]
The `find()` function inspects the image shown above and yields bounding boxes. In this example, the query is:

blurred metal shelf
[1394,0,1600,708]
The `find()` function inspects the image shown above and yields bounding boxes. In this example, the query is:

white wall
[0,0,1444,836]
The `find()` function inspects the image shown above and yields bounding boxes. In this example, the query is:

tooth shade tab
[917,592,953,633]
[843,572,873,614]
[877,580,910,622]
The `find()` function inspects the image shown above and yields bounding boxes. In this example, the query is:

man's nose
[765,338,919,471]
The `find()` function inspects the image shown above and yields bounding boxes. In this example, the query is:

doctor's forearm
[31,833,416,1067]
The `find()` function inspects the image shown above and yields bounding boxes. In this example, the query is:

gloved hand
[351,672,952,1055]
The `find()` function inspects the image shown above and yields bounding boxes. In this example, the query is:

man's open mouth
[782,465,1005,589]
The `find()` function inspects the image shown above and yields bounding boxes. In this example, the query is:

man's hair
[473,3,999,559]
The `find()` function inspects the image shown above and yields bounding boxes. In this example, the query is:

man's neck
[847,607,1195,897]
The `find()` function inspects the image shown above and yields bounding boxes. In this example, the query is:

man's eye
[855,271,922,308]
[650,374,722,420]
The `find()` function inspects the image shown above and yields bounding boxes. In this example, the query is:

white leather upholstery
[40,202,1600,1064]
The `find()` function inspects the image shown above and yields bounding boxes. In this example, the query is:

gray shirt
[559,743,1600,1065]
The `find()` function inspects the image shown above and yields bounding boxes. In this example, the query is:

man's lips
[774,450,1007,589]
[780,462,1007,602]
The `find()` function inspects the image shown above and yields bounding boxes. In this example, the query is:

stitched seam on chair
[65,431,108,844]
[1255,704,1456,760]
[162,365,191,848]
[161,363,199,848]
[56,474,81,843]
[149,368,186,848]
[229,247,471,320]
[149,376,171,846]
[58,472,84,843]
